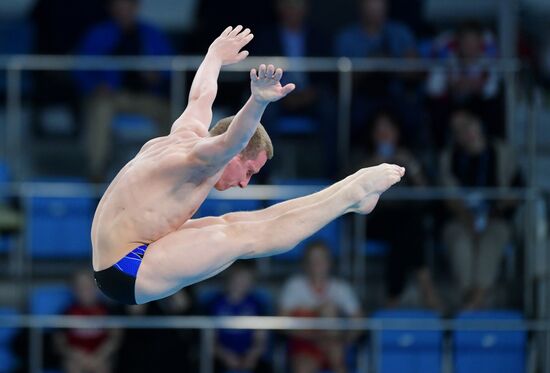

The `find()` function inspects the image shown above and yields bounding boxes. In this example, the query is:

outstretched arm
[171,25,254,134]
[192,63,295,164]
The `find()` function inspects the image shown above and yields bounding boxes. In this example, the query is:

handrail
[0,55,523,72]
[0,315,535,331]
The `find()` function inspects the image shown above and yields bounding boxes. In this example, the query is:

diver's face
[214,151,267,191]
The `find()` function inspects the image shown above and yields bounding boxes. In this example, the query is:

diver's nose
[239,179,249,188]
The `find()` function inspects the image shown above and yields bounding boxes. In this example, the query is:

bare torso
[91,128,222,271]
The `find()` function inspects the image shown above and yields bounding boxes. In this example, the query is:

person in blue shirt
[335,0,424,147]
[252,0,337,178]
[75,0,174,181]
[207,262,272,373]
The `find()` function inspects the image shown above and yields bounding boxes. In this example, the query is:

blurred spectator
[427,22,503,145]
[0,201,22,241]
[148,289,198,372]
[280,241,362,373]
[440,109,522,310]
[358,110,442,310]
[75,0,173,180]
[32,0,107,56]
[54,270,121,373]
[253,0,336,177]
[335,0,424,147]
[115,289,198,373]
[253,0,330,115]
[207,262,272,373]
[31,0,108,136]
[115,303,151,373]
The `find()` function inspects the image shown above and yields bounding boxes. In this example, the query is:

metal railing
[0,314,541,373]
[1,55,522,179]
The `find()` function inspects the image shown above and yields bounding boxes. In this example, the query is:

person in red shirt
[55,270,121,373]
[280,242,363,373]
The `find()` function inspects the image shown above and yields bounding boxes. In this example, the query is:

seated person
[55,270,121,373]
[114,303,153,373]
[426,22,502,144]
[74,0,174,180]
[31,0,107,136]
[280,241,362,373]
[440,109,522,310]
[253,0,331,117]
[252,0,336,177]
[358,110,441,311]
[148,289,198,372]
[114,289,198,373]
[207,262,272,373]
[335,0,422,146]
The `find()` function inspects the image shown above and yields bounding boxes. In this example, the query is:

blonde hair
[209,116,274,160]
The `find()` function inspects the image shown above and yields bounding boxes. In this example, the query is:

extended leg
[136,184,350,303]
[136,164,403,303]
[182,165,394,230]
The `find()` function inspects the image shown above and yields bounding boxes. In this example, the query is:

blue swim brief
[93,244,149,305]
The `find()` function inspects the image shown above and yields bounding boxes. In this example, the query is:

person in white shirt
[280,241,362,373]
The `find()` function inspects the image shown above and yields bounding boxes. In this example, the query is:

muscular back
[91,130,222,271]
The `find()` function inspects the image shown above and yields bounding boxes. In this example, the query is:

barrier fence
[0,314,544,373]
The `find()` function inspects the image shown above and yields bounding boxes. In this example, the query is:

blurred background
[0,0,549,372]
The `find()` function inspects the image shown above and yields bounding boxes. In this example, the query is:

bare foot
[346,164,405,215]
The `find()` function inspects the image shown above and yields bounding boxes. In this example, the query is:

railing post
[370,326,379,373]
[29,326,43,373]
[170,59,187,122]
[354,214,367,298]
[6,62,22,179]
[200,328,215,373]
[337,57,352,176]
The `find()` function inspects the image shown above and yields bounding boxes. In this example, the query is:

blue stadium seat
[29,285,73,315]
[0,161,9,183]
[0,235,14,254]
[454,310,526,373]
[0,308,19,373]
[372,309,443,373]
[25,180,94,258]
[195,198,263,218]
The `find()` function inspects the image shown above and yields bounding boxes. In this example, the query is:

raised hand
[208,25,254,66]
[250,64,296,104]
